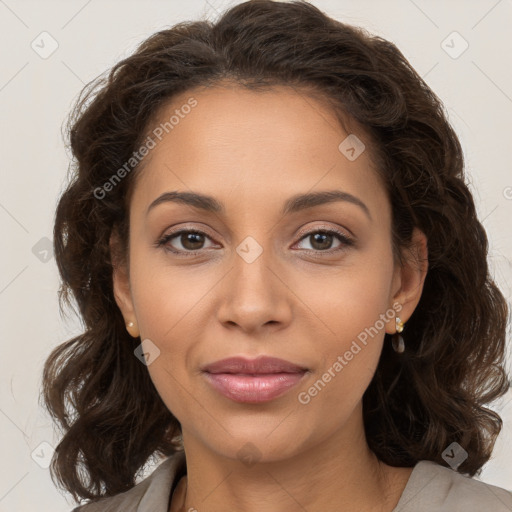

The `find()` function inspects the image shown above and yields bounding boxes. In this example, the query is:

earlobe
[125,320,140,338]
[110,230,138,335]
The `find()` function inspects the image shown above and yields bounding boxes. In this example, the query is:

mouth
[201,356,309,403]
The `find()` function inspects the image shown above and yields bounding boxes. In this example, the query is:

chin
[198,419,311,463]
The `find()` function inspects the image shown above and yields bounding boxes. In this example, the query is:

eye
[156,229,217,255]
[156,226,354,256]
[293,228,354,253]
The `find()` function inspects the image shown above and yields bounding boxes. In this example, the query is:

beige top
[71,450,512,511]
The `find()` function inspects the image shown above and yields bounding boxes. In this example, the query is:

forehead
[130,84,389,220]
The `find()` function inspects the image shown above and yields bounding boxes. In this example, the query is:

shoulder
[70,451,186,512]
[395,460,512,512]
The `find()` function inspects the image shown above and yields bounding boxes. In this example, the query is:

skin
[111,82,428,512]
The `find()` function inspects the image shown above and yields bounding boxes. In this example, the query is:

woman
[42,1,512,511]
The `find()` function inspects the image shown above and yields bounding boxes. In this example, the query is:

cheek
[127,256,217,414]
[294,254,393,398]
[297,252,393,344]
[296,288,388,418]
[129,253,212,342]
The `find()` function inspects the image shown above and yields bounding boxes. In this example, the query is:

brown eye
[179,232,206,250]
[295,229,353,252]
[157,229,217,254]
[309,232,335,250]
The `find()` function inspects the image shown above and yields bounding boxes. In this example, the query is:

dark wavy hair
[41,0,511,504]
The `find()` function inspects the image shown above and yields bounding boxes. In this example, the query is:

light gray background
[0,0,511,510]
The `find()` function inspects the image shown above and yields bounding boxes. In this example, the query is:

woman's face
[113,84,426,462]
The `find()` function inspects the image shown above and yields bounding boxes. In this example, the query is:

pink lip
[201,356,308,374]
[201,356,309,403]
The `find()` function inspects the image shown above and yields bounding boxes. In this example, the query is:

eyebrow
[146,190,372,221]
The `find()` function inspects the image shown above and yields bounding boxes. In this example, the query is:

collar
[136,450,187,512]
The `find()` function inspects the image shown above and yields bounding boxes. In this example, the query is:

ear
[386,227,429,333]
[110,229,138,335]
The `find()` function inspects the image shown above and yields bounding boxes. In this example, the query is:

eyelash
[155,226,354,257]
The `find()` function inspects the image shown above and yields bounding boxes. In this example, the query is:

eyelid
[294,223,353,242]
[158,223,219,243]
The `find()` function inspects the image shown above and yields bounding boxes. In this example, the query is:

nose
[215,245,293,335]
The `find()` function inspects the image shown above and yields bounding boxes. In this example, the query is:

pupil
[183,232,204,250]
[312,233,332,250]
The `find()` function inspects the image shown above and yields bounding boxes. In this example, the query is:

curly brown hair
[41,0,511,504]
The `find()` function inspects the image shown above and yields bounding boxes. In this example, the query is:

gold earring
[126,321,140,338]
[392,316,405,353]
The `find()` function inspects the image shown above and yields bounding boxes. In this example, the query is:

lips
[201,356,309,403]
[201,356,308,375]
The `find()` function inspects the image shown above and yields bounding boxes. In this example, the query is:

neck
[170,405,413,512]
